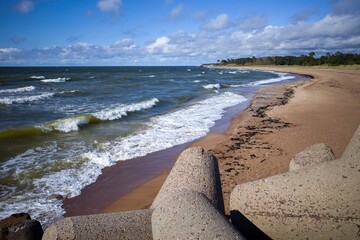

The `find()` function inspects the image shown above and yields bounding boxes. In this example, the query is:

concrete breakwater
[230,125,360,239]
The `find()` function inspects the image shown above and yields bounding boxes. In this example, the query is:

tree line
[217,52,360,66]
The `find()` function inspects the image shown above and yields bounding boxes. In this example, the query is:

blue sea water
[0,66,297,226]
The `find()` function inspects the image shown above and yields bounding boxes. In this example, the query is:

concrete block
[152,190,244,240]
[230,143,360,240]
[151,147,224,213]
[42,209,153,240]
[341,125,360,162]
[289,143,336,171]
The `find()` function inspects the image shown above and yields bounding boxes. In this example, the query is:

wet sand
[64,66,360,216]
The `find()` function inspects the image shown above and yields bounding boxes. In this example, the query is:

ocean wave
[0,86,36,94]
[41,98,159,133]
[31,92,246,223]
[251,72,295,86]
[202,84,230,90]
[30,76,45,79]
[41,116,95,133]
[94,98,159,121]
[0,93,54,105]
[0,92,246,227]
[203,84,220,89]
[87,92,247,162]
[59,90,81,94]
[0,98,160,136]
[227,70,250,74]
[0,141,90,227]
[41,78,70,83]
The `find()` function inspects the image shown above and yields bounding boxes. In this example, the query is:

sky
[0,0,359,66]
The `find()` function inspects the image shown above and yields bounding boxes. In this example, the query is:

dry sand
[71,67,360,215]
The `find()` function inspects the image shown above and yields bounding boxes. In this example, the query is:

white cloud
[169,4,184,19]
[203,14,231,30]
[15,0,33,13]
[1,11,360,65]
[146,36,176,54]
[97,0,122,14]
[111,39,137,50]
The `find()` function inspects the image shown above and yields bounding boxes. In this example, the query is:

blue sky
[0,0,359,66]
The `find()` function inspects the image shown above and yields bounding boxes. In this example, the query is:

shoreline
[63,66,359,217]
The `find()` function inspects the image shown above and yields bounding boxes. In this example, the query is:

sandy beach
[195,66,360,214]
[64,66,360,216]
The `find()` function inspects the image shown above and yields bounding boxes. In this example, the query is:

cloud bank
[2,5,360,65]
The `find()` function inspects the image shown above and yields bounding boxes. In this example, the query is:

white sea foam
[0,141,89,227]
[41,78,70,83]
[203,84,220,89]
[87,92,247,162]
[0,92,54,105]
[227,70,250,74]
[59,90,79,94]
[43,116,90,133]
[251,72,295,86]
[0,92,246,227]
[193,80,201,83]
[0,86,35,94]
[56,93,246,205]
[39,98,159,133]
[94,98,159,121]
[146,75,156,78]
[30,76,45,79]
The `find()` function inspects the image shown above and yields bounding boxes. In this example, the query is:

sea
[0,66,299,227]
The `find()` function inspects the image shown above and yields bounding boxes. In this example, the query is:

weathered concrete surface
[42,209,153,240]
[289,143,336,171]
[152,190,245,240]
[230,125,360,240]
[151,147,224,213]
[341,125,360,162]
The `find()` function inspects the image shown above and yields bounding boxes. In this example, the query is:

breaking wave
[0,93,54,105]
[30,76,45,79]
[41,78,70,83]
[0,86,36,94]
